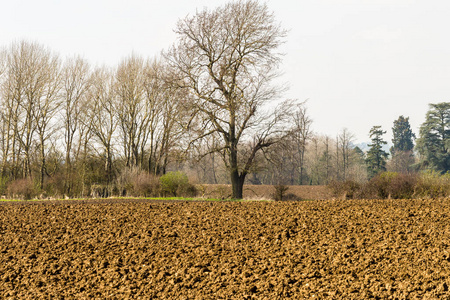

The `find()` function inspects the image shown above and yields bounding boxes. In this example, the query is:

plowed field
[1,198,450,299]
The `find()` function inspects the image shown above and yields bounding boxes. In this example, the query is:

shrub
[133,172,160,197]
[415,171,450,198]
[272,184,289,201]
[387,173,418,199]
[7,178,38,200]
[116,167,139,196]
[43,172,67,198]
[116,167,160,197]
[329,172,449,200]
[366,172,397,199]
[364,172,417,199]
[328,180,361,199]
[160,171,197,197]
[213,185,232,199]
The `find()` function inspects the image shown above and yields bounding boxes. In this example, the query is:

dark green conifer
[366,126,389,178]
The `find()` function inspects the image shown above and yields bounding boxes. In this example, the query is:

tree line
[363,103,450,179]
[0,1,448,199]
[0,1,304,199]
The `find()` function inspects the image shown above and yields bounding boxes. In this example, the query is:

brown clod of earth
[1,198,450,299]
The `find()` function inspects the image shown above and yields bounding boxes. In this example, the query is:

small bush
[328,180,361,199]
[387,173,418,199]
[365,172,396,199]
[116,167,160,197]
[43,172,66,198]
[328,172,450,200]
[415,172,450,198]
[7,178,38,200]
[160,171,197,197]
[213,185,232,199]
[365,172,418,199]
[272,184,289,201]
[90,184,113,198]
[133,172,160,197]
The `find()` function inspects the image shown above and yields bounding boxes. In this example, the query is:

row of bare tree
[0,41,188,195]
[190,125,368,186]
[0,1,369,199]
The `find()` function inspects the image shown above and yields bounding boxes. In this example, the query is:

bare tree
[0,41,31,179]
[31,50,62,189]
[0,48,5,78]
[86,67,118,184]
[291,101,312,184]
[0,47,10,177]
[189,132,223,183]
[338,128,354,181]
[321,136,333,184]
[61,56,91,193]
[62,57,91,169]
[115,55,149,168]
[143,58,189,175]
[0,41,61,183]
[167,0,288,198]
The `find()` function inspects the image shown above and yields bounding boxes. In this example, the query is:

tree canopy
[416,102,450,173]
[366,126,389,178]
[167,0,290,198]
[391,115,415,154]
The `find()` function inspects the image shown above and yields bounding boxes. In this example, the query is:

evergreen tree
[416,102,450,173]
[389,116,416,173]
[353,146,365,160]
[391,116,415,154]
[366,126,389,178]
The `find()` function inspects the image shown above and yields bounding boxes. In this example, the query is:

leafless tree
[115,54,150,168]
[167,0,288,198]
[388,151,416,173]
[0,47,10,177]
[61,56,91,193]
[141,58,189,175]
[62,57,91,169]
[0,41,61,185]
[291,101,312,184]
[0,41,31,179]
[86,67,118,183]
[31,50,62,189]
[331,129,367,182]
[0,48,5,77]
[338,128,354,181]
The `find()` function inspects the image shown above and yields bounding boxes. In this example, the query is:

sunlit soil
[1,198,449,299]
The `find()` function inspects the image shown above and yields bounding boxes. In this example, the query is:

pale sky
[1,0,450,143]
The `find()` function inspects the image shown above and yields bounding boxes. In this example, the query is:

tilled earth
[1,198,450,299]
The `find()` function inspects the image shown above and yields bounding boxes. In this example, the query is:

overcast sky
[2,0,450,143]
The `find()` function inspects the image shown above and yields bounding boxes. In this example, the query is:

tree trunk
[105,147,113,184]
[229,140,246,199]
[40,157,45,190]
[231,169,245,199]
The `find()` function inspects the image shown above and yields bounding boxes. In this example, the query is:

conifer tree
[389,116,416,173]
[366,126,389,178]
[391,116,415,154]
[416,102,450,173]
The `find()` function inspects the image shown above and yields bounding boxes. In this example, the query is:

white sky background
[1,0,450,143]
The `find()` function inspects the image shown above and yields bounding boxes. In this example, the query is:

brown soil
[1,198,450,299]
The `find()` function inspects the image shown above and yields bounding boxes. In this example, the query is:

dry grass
[196,184,332,200]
